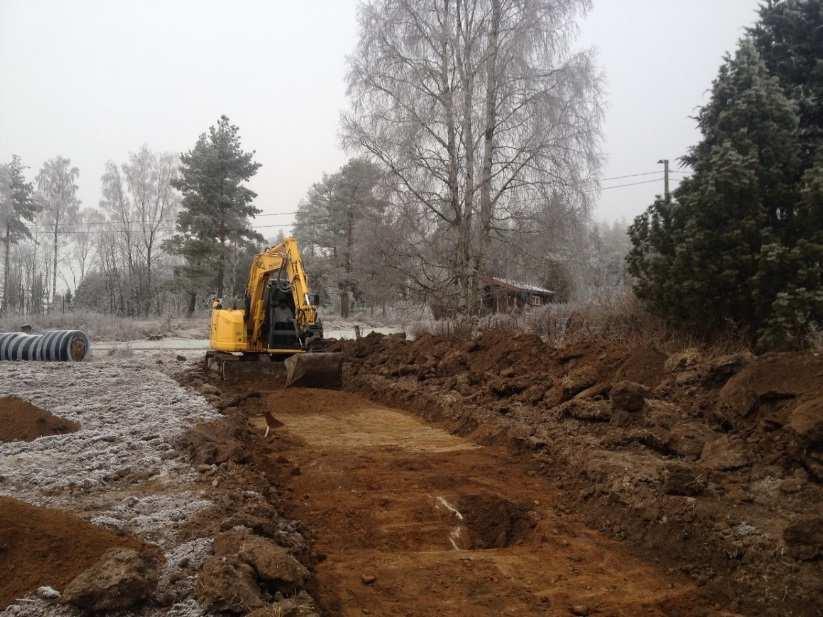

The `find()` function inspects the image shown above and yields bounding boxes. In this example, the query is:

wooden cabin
[480,276,554,313]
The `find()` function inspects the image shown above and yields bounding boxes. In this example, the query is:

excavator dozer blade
[284,352,343,388]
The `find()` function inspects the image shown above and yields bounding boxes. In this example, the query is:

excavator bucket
[284,352,343,388]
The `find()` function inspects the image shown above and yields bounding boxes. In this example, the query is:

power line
[71,211,297,226]
[600,170,665,181]
[256,211,298,217]
[601,169,688,182]
[600,177,679,191]
[29,222,295,235]
[22,169,687,237]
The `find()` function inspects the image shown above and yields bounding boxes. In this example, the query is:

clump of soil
[178,419,253,466]
[0,396,79,443]
[0,496,152,608]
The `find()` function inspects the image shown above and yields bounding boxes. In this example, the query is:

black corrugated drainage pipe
[0,330,90,361]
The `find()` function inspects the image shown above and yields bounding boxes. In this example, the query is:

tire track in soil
[245,387,713,617]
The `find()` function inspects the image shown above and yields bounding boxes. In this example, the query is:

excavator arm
[244,237,321,347]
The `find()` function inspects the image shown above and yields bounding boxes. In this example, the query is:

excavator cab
[263,281,300,349]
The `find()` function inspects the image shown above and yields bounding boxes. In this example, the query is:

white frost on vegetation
[0,360,218,506]
[0,360,220,616]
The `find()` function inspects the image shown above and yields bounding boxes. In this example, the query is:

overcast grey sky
[1,1,762,233]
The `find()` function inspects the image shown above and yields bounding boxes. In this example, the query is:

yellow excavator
[206,236,342,387]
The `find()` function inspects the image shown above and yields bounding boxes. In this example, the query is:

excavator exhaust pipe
[284,352,343,388]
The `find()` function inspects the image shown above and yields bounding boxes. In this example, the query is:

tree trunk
[456,0,476,312]
[51,224,59,311]
[441,6,464,311]
[187,291,197,317]
[476,0,501,285]
[216,238,226,298]
[145,243,152,317]
[1,224,10,315]
[339,285,350,318]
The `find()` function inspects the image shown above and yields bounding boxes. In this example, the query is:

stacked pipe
[0,330,90,362]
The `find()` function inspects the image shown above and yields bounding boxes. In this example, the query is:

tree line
[2,0,623,322]
[292,155,628,318]
[0,115,263,317]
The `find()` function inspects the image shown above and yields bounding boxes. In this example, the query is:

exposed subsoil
[333,331,823,617]
[178,362,745,617]
[0,396,79,443]
[0,496,153,608]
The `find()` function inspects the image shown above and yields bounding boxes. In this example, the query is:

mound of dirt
[0,396,79,443]
[0,496,154,608]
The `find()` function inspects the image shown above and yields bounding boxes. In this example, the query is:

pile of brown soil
[0,396,79,442]
[0,497,148,608]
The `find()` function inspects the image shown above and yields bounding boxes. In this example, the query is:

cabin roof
[480,276,554,296]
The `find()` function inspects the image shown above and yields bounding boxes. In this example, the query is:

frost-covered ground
[0,360,220,617]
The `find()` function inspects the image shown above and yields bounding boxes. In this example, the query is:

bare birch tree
[100,146,179,315]
[62,208,105,293]
[36,156,80,309]
[122,146,179,314]
[343,0,602,312]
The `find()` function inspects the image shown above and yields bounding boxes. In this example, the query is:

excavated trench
[220,383,724,617]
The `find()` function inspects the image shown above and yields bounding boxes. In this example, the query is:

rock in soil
[35,586,59,601]
[237,534,309,591]
[789,396,823,447]
[195,555,266,613]
[610,381,648,413]
[62,547,161,612]
[699,435,751,471]
[561,366,599,399]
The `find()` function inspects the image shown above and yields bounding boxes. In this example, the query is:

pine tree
[167,115,263,312]
[749,0,823,168]
[293,158,385,317]
[0,155,40,313]
[628,41,809,345]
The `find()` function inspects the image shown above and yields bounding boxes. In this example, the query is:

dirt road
[250,388,713,617]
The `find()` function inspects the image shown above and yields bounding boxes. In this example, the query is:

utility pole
[657,159,670,202]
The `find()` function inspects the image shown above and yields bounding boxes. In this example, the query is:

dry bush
[380,291,754,357]
[409,316,475,340]
[0,311,182,341]
[525,291,752,355]
[324,302,432,329]
[526,292,664,347]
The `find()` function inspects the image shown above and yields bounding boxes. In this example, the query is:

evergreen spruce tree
[167,115,263,312]
[749,0,823,168]
[628,41,809,345]
[0,155,39,313]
